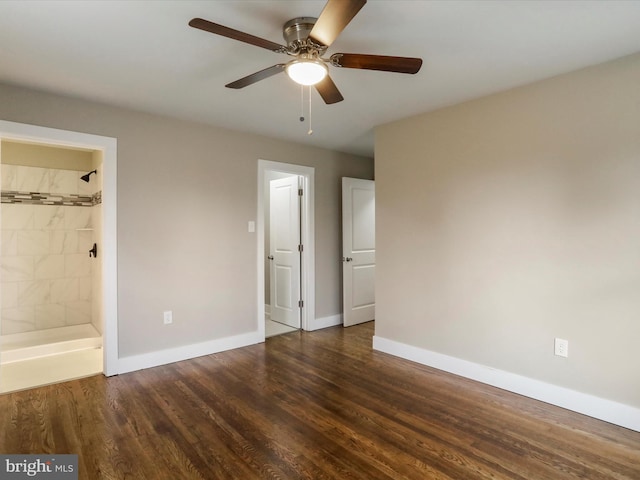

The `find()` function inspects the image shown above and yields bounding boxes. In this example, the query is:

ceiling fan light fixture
[286,59,328,86]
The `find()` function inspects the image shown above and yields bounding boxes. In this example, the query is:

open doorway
[0,120,117,392]
[257,160,314,339]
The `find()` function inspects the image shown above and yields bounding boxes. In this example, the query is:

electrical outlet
[163,311,173,325]
[554,338,568,357]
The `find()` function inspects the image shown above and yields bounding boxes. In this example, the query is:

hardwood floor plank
[0,322,638,479]
[255,337,522,479]
[179,357,373,480]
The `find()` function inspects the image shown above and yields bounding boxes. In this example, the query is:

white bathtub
[0,324,102,364]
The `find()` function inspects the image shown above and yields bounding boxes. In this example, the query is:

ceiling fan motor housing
[283,17,317,45]
[283,17,326,57]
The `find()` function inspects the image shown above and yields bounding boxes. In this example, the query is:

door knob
[268,255,274,260]
[343,257,353,262]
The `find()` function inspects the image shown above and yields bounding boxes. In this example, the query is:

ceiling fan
[189,0,422,104]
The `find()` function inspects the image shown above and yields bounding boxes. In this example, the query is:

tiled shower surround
[0,164,100,335]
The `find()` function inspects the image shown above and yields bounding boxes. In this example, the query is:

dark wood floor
[1,322,638,479]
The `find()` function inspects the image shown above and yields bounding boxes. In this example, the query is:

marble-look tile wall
[1,165,97,335]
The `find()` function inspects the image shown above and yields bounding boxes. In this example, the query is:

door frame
[0,120,118,376]
[257,160,314,338]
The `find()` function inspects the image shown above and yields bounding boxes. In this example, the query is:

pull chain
[298,85,313,135]
[307,85,313,135]
[299,84,305,123]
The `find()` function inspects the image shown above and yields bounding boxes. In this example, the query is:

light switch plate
[554,338,568,357]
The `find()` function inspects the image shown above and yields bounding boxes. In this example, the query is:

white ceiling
[1,1,639,157]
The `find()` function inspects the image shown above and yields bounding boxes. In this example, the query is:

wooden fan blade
[331,53,422,74]
[308,0,367,47]
[314,75,344,104]
[226,64,286,89]
[189,18,286,52]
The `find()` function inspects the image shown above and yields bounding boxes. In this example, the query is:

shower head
[81,170,97,182]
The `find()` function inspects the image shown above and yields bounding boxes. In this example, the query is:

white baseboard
[373,335,640,433]
[306,313,343,331]
[117,331,263,375]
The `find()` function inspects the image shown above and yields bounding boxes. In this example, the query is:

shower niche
[0,140,104,391]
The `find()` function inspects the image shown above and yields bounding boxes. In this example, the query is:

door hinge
[298,300,304,308]
[298,188,303,196]
[298,244,304,252]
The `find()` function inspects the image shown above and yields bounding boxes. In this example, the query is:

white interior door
[342,177,375,327]
[269,176,301,328]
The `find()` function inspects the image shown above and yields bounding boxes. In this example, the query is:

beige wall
[0,82,373,357]
[375,53,640,408]
[2,141,93,170]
